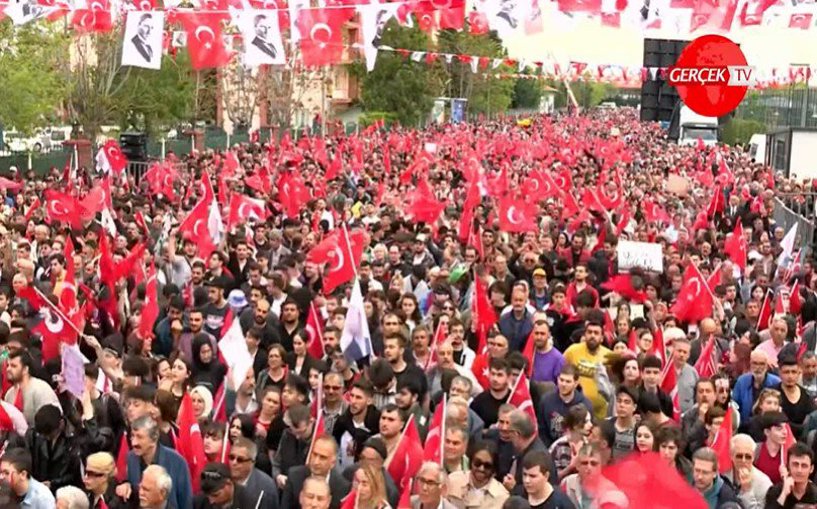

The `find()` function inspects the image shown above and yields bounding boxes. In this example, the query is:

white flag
[235,10,286,67]
[360,3,399,72]
[121,11,165,70]
[340,280,373,362]
[218,319,254,391]
[777,224,798,266]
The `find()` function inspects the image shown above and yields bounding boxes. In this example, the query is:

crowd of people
[0,106,812,509]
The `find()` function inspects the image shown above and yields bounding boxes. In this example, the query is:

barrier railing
[773,196,816,256]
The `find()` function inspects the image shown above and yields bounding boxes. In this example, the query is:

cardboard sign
[617,240,663,273]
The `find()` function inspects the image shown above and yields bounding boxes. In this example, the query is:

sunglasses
[733,453,753,461]
[84,470,106,478]
[228,455,252,464]
[472,459,494,470]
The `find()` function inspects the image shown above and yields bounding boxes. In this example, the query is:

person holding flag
[765,442,817,508]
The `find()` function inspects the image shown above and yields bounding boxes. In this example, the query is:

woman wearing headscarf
[191,333,227,394]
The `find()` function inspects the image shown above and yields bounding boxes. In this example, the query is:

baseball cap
[200,463,231,495]
[533,268,547,278]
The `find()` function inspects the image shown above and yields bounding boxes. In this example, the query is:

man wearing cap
[530,268,550,310]
[194,463,254,509]
[755,411,792,486]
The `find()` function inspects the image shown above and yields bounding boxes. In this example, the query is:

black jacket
[272,428,310,479]
[281,466,350,509]
[22,429,82,492]
[332,405,381,463]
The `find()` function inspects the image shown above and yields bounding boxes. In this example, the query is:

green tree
[62,32,131,141]
[511,78,544,110]
[357,20,444,127]
[570,81,617,109]
[0,23,69,135]
[437,30,514,117]
[113,53,198,138]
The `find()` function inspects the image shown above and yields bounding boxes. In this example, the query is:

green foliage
[512,78,545,109]
[437,30,514,116]
[0,23,69,135]
[359,111,400,128]
[570,81,618,109]
[113,53,197,138]
[721,118,764,146]
[359,20,444,127]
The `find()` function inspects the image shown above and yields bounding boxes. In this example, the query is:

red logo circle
[671,34,748,117]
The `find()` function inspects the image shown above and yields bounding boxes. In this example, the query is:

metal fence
[735,87,817,131]
[773,196,816,256]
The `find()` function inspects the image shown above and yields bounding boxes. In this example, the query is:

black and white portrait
[4,0,48,25]
[237,10,285,67]
[361,3,398,71]
[122,10,164,70]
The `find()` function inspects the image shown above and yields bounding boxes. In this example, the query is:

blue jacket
[538,389,592,446]
[126,444,193,509]
[732,372,780,424]
[498,310,534,352]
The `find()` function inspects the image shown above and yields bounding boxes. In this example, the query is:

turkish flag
[96,139,128,175]
[44,190,82,229]
[305,301,325,359]
[79,177,113,220]
[596,171,623,211]
[694,334,718,379]
[115,433,130,482]
[790,280,803,315]
[138,262,158,341]
[227,194,267,229]
[473,275,497,354]
[177,392,208,493]
[706,185,725,219]
[690,0,738,32]
[509,373,538,429]
[601,275,648,303]
[789,12,812,29]
[593,453,708,509]
[423,395,445,464]
[757,289,773,331]
[558,0,601,12]
[522,330,535,376]
[711,407,733,473]
[308,227,363,294]
[498,197,538,233]
[723,221,748,269]
[277,171,310,219]
[406,178,446,225]
[467,10,488,33]
[386,415,424,491]
[782,423,796,466]
[438,0,465,30]
[143,162,177,199]
[178,200,216,257]
[70,0,113,33]
[642,198,670,224]
[177,12,233,69]
[670,263,714,323]
[296,7,354,67]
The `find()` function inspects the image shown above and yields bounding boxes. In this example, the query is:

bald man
[282,436,350,509]
[733,350,780,424]
[299,477,331,509]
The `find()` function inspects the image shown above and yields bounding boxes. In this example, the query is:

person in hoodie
[692,447,742,509]
[539,364,592,447]
[190,333,227,395]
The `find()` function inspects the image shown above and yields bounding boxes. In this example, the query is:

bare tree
[63,32,131,142]
[219,61,262,130]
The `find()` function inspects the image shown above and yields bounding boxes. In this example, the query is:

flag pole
[220,420,230,463]
[440,394,447,467]
[254,491,264,509]
[385,413,415,469]
[31,286,83,337]
[340,223,358,279]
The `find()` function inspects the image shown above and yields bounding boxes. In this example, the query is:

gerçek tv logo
[666,34,754,117]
